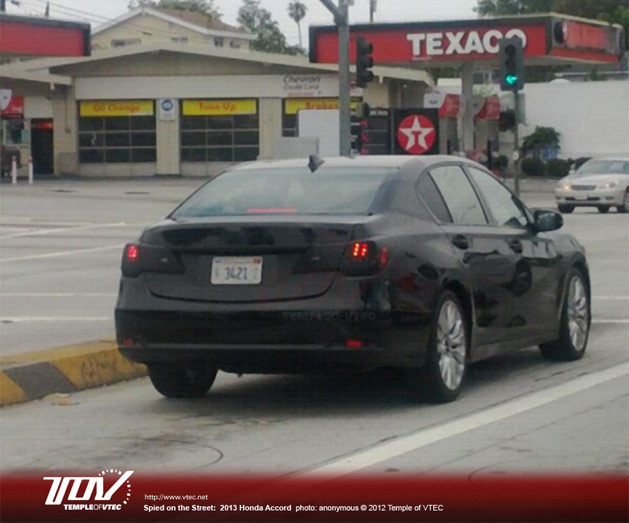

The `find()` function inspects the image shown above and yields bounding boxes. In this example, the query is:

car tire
[597,206,610,213]
[617,190,629,213]
[539,268,590,361]
[558,204,574,214]
[413,291,468,403]
[148,362,218,398]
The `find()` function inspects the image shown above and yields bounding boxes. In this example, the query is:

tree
[474,0,552,16]
[127,0,222,19]
[238,0,302,55]
[287,1,307,49]
[521,126,561,159]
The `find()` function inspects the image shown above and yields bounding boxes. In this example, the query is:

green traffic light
[505,74,519,86]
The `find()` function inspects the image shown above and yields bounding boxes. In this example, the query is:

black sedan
[115,156,591,402]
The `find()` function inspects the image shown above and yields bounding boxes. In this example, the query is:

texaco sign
[310,16,625,65]
[397,115,436,155]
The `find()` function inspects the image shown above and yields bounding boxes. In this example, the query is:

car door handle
[509,239,523,254]
[452,234,470,250]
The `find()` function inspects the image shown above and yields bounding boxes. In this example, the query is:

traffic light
[498,37,525,92]
[498,110,516,132]
[355,37,374,88]
[351,118,369,154]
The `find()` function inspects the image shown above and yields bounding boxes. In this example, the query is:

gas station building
[1,11,625,178]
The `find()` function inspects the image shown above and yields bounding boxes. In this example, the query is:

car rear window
[171,167,395,217]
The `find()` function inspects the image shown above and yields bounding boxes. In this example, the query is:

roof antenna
[308,154,324,173]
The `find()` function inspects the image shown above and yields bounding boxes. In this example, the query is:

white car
[555,157,629,214]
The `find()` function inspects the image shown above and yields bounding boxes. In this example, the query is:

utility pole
[513,91,521,196]
[319,0,352,156]
[369,0,376,22]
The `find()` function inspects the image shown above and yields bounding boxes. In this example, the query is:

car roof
[586,156,629,161]
[232,155,479,172]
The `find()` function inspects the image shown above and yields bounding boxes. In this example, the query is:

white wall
[520,80,629,158]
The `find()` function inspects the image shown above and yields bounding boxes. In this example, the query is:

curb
[0,340,147,407]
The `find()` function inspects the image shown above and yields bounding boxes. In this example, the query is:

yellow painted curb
[0,372,27,406]
[53,348,146,390]
[0,340,147,407]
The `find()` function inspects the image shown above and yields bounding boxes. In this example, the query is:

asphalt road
[0,178,627,474]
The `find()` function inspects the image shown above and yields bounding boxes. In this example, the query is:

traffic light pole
[319,0,352,157]
[513,91,521,196]
[338,2,351,157]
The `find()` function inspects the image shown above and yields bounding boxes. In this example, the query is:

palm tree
[287,1,307,49]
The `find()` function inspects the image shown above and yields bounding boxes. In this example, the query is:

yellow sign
[79,100,154,117]
[284,98,358,115]
[182,99,257,116]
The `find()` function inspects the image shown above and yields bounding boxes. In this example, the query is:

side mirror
[533,209,563,232]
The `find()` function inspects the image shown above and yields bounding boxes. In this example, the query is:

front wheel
[558,204,574,214]
[617,191,629,213]
[148,362,217,398]
[412,291,468,403]
[539,268,590,361]
[597,206,610,214]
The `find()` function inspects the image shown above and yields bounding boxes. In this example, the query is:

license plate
[574,194,588,200]
[211,257,263,285]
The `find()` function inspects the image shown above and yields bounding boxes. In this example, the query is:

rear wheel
[148,362,217,398]
[558,204,574,214]
[617,190,629,213]
[597,206,610,214]
[539,268,590,361]
[412,291,468,403]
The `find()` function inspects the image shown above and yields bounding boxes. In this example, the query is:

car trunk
[141,215,371,303]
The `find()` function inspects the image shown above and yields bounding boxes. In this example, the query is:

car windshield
[576,160,629,176]
[171,167,395,217]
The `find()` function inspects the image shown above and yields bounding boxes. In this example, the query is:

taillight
[352,242,370,259]
[121,243,183,277]
[342,240,389,276]
[121,243,142,277]
[126,244,139,262]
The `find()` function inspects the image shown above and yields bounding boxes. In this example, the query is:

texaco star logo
[397,114,436,155]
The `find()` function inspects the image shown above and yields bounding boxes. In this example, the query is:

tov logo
[44,469,133,506]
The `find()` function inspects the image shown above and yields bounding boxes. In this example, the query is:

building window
[171,36,188,43]
[111,38,141,47]
[180,99,259,162]
[282,98,360,137]
[214,37,225,47]
[78,101,156,164]
[230,40,241,48]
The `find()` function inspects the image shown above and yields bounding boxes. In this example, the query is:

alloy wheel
[436,300,466,390]
[566,276,589,351]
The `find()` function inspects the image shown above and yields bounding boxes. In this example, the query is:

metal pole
[28,156,34,185]
[11,155,17,185]
[460,63,474,154]
[319,0,352,157]
[513,91,520,196]
[369,0,376,22]
[337,2,351,157]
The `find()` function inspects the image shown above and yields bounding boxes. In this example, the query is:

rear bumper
[115,276,433,373]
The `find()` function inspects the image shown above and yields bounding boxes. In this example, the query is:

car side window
[416,172,452,223]
[429,165,487,225]
[468,167,528,227]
